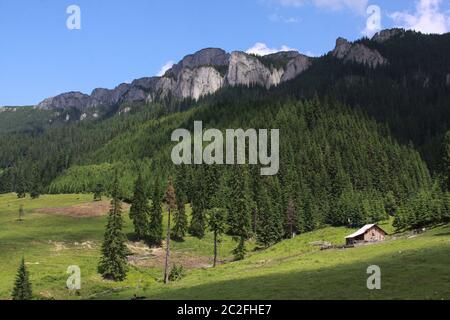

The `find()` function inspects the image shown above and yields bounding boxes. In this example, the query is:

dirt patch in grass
[36,200,130,218]
[127,242,212,269]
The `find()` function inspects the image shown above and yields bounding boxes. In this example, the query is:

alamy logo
[171,121,279,176]
[66,5,81,30]
[366,265,381,290]
[66,265,81,290]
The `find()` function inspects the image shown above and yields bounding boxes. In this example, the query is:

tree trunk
[164,208,171,284]
[213,230,217,267]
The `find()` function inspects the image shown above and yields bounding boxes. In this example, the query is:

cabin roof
[345,224,386,239]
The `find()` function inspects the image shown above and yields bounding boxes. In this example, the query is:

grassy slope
[0,194,449,300]
[0,194,238,300]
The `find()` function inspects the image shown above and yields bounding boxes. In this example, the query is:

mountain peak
[332,36,387,68]
[372,28,406,43]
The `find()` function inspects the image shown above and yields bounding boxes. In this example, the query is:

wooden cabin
[345,224,387,246]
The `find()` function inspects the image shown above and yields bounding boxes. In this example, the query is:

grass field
[0,193,449,300]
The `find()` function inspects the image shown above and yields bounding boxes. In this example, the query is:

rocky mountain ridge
[36,30,399,115]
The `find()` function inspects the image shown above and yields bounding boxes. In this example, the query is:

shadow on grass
[434,232,450,237]
[133,245,450,300]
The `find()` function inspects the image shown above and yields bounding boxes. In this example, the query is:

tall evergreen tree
[255,179,280,247]
[189,166,208,238]
[207,207,227,267]
[285,198,297,239]
[129,173,150,240]
[172,166,188,241]
[16,172,27,199]
[148,177,163,246]
[98,174,128,281]
[93,183,103,201]
[232,236,247,261]
[442,131,450,192]
[229,166,253,260]
[29,168,42,199]
[164,176,177,284]
[12,258,32,300]
[172,196,188,241]
[384,191,398,217]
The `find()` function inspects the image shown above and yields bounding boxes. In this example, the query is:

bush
[169,264,185,282]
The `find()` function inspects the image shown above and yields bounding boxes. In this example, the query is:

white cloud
[246,43,298,56]
[390,0,450,34]
[268,13,299,23]
[157,60,175,76]
[278,0,369,15]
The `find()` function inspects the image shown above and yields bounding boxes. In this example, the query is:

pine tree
[93,183,103,201]
[229,166,253,260]
[11,258,32,300]
[384,191,398,217]
[29,168,42,199]
[393,207,406,231]
[255,179,279,247]
[148,177,163,246]
[172,196,188,241]
[16,173,27,199]
[442,131,450,192]
[228,166,252,237]
[207,207,227,267]
[301,195,316,232]
[285,198,297,239]
[129,173,150,240]
[172,165,189,241]
[232,236,246,261]
[98,174,128,281]
[189,166,207,238]
[163,176,177,284]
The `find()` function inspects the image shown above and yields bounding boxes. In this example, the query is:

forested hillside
[1,30,450,243]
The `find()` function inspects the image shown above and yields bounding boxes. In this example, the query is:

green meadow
[0,193,449,300]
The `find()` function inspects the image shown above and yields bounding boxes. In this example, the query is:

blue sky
[1,0,449,106]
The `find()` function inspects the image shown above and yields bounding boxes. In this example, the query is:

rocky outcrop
[38,92,91,111]
[36,48,311,112]
[226,52,284,89]
[372,28,405,43]
[175,66,224,100]
[332,38,387,68]
[169,48,230,78]
[333,38,352,60]
[281,54,312,82]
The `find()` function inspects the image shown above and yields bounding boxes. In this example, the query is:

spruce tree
[228,166,252,237]
[93,183,103,201]
[173,164,189,241]
[285,198,297,239]
[129,173,150,240]
[148,177,163,246]
[98,174,128,281]
[207,207,227,267]
[442,131,450,192]
[255,179,279,247]
[16,173,27,199]
[164,176,177,284]
[172,196,188,241]
[232,236,247,261]
[384,191,398,217]
[189,166,207,238]
[11,258,32,300]
[29,168,42,199]
[229,166,252,260]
